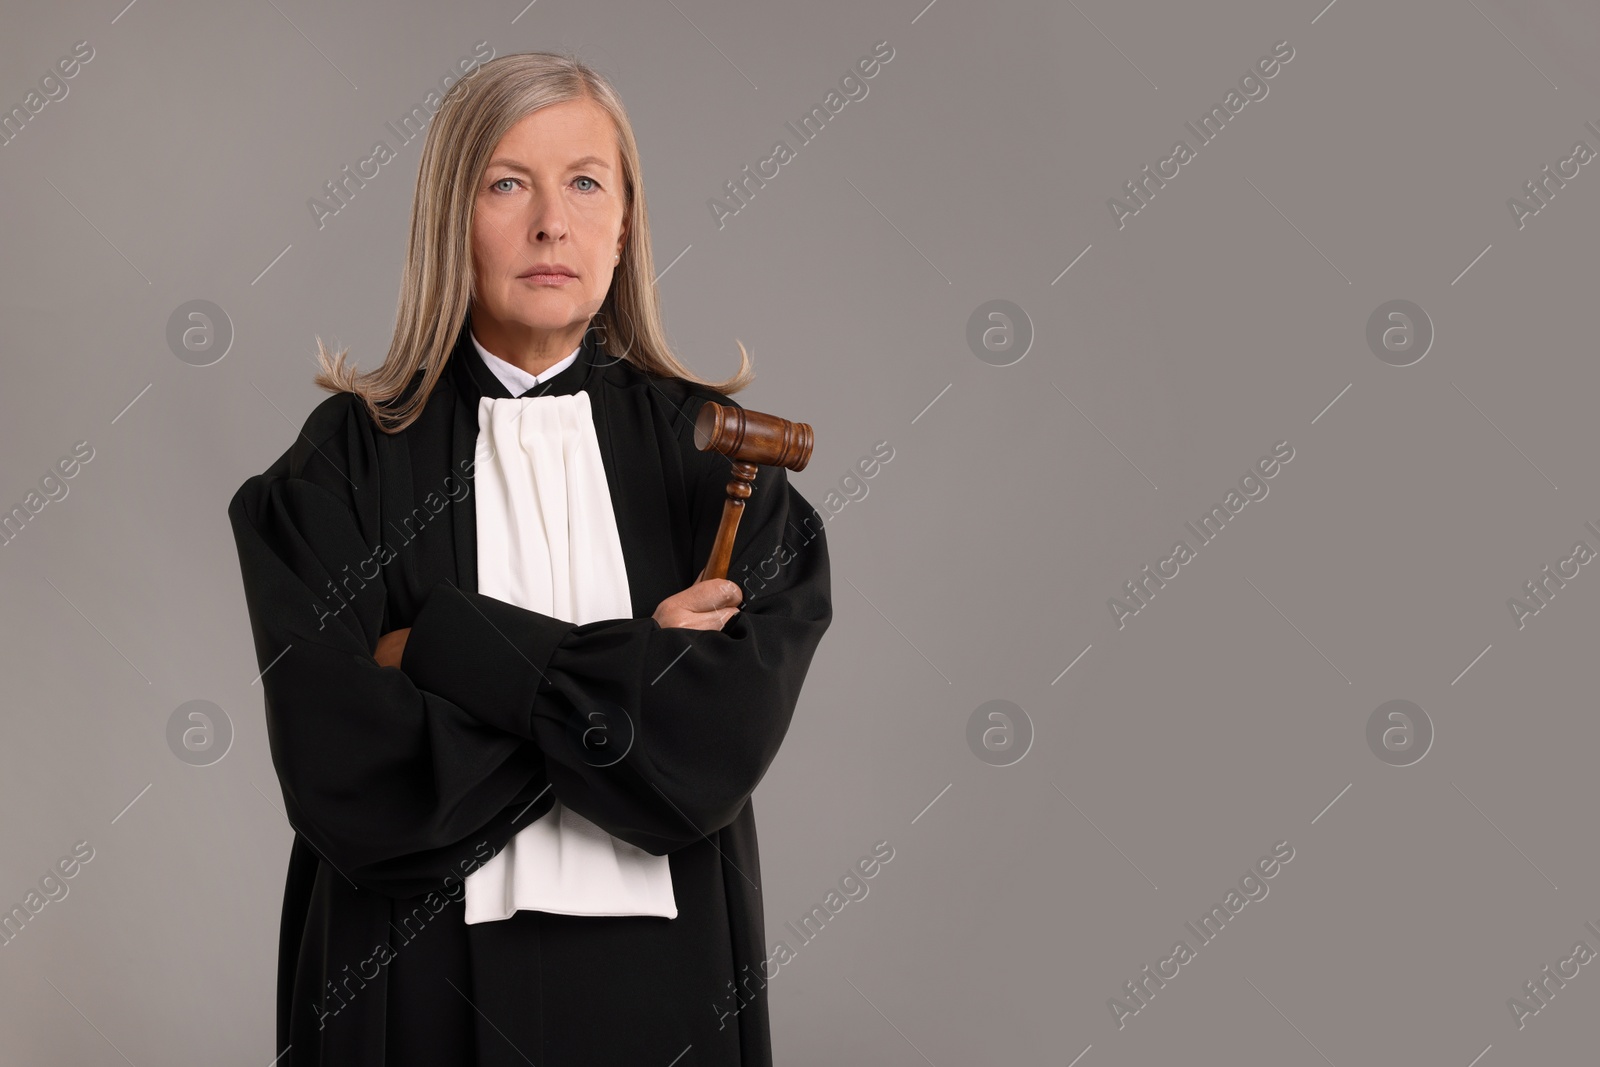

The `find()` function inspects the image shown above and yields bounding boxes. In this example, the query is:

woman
[228,51,832,1066]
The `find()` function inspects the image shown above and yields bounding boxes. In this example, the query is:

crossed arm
[373,568,744,667]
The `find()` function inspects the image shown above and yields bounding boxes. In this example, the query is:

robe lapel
[587,372,684,622]
[447,322,508,596]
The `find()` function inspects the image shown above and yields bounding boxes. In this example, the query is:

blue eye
[489,175,599,193]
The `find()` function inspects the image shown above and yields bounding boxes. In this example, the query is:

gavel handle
[701,461,759,581]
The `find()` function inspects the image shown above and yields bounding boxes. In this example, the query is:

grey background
[1,0,1596,1062]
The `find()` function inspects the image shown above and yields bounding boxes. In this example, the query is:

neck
[471,318,585,377]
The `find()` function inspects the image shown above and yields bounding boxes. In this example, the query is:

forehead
[491,98,620,170]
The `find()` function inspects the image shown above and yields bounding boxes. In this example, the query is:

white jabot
[463,390,678,923]
[471,331,581,396]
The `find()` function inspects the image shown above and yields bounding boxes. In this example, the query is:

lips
[518,264,577,279]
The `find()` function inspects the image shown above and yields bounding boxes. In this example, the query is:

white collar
[471,331,582,396]
[465,394,677,922]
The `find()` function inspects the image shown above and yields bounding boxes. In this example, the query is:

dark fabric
[228,316,832,1066]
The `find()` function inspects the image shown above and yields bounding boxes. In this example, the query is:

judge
[228,51,832,1066]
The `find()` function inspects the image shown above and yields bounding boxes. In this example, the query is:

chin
[500,298,579,331]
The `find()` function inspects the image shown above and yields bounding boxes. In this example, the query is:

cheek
[473,197,518,242]
[468,218,492,266]
[470,219,516,277]
[578,221,618,273]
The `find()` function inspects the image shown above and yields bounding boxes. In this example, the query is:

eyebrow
[488,155,615,174]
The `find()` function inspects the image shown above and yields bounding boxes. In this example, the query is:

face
[470,97,628,361]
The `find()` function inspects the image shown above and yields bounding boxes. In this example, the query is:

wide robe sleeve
[228,393,557,901]
[401,392,834,857]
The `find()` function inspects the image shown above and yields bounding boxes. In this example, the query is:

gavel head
[694,401,813,472]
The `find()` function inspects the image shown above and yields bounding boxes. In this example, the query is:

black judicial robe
[227,320,832,1066]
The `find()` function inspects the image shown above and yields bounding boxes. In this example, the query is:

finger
[680,578,742,612]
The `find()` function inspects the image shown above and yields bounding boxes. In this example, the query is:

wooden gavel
[694,400,813,581]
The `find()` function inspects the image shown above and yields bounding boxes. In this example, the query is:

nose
[526,186,570,242]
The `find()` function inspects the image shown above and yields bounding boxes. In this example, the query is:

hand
[652,571,742,630]
[375,627,411,669]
